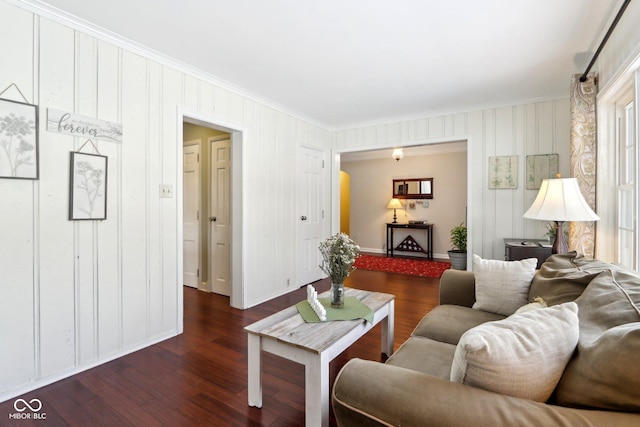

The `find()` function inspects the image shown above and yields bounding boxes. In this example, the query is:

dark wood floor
[1,269,440,426]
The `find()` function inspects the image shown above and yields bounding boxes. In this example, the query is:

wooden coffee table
[245,287,395,427]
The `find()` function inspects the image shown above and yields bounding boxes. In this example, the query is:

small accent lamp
[387,198,403,223]
[392,148,404,161]
[523,177,600,254]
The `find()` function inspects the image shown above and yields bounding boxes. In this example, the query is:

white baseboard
[0,330,178,404]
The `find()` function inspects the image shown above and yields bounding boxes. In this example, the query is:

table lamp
[523,177,599,254]
[387,198,403,223]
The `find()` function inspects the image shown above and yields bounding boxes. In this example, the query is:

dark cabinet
[504,238,552,269]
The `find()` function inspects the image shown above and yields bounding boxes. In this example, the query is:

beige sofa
[332,253,640,426]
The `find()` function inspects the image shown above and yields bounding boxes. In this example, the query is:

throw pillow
[554,269,640,411]
[528,252,629,306]
[450,302,579,402]
[472,254,537,316]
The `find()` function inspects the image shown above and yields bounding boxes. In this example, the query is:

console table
[386,223,433,259]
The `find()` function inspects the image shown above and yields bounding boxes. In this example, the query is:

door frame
[177,109,246,332]
[330,137,472,268]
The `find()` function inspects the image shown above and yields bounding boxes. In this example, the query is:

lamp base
[551,221,569,254]
[392,209,398,223]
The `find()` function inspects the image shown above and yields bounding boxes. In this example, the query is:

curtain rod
[580,0,632,82]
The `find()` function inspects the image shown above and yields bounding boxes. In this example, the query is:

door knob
[300,215,307,221]
[210,216,217,222]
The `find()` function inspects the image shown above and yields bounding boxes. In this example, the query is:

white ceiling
[36,0,622,129]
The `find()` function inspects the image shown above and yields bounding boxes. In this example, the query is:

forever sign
[47,108,123,143]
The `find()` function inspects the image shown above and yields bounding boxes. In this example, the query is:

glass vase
[331,282,344,308]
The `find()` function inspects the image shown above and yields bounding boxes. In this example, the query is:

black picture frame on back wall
[69,151,108,220]
[392,178,433,199]
[0,97,39,180]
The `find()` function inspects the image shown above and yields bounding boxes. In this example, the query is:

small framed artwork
[489,155,518,189]
[0,97,39,179]
[526,154,559,189]
[69,152,108,220]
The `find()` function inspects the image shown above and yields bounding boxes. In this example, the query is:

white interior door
[297,146,325,286]
[183,142,201,288]
[210,138,232,296]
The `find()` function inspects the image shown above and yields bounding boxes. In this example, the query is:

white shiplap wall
[0,1,329,401]
[595,0,640,95]
[333,101,571,261]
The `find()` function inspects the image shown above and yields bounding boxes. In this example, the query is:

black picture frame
[0,97,39,180]
[392,178,434,199]
[69,151,108,220]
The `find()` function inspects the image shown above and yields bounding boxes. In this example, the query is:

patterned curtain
[569,73,597,258]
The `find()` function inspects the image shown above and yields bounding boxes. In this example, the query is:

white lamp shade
[387,198,403,209]
[523,178,600,222]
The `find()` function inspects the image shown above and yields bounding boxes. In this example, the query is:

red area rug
[354,254,450,278]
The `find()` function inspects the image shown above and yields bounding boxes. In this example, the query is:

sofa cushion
[528,252,628,306]
[472,254,537,316]
[412,305,505,345]
[386,337,456,380]
[450,302,579,402]
[554,269,640,411]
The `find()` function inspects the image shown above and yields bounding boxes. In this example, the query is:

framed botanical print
[526,154,559,190]
[0,97,39,179]
[489,155,518,189]
[69,151,108,220]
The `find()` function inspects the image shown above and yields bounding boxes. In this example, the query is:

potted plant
[319,233,360,308]
[448,223,467,270]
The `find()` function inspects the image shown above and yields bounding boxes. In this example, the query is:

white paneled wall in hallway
[0,0,329,401]
[333,100,571,261]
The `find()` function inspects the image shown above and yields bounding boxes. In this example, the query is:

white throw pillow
[450,302,579,402]
[472,254,537,316]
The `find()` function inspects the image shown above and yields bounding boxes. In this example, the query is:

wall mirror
[393,178,433,199]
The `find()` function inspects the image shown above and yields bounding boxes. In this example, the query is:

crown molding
[8,0,331,130]
[333,94,570,132]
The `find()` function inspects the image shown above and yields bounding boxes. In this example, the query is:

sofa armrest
[332,359,640,427]
[439,269,476,307]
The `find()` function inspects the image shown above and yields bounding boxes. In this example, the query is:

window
[616,100,637,269]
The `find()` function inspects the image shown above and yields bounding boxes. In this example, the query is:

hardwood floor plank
[0,269,440,426]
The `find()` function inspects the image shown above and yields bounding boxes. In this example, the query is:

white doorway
[183,141,201,288]
[178,111,245,316]
[296,146,325,286]
[209,137,231,296]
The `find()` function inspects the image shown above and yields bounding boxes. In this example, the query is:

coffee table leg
[247,333,262,408]
[305,353,329,427]
[381,300,395,357]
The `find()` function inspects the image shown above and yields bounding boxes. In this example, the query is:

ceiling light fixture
[392,148,404,161]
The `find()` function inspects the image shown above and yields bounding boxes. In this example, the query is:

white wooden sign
[47,108,123,143]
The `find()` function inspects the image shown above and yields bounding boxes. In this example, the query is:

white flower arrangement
[319,233,360,284]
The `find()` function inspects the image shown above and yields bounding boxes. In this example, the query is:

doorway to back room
[182,122,232,298]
